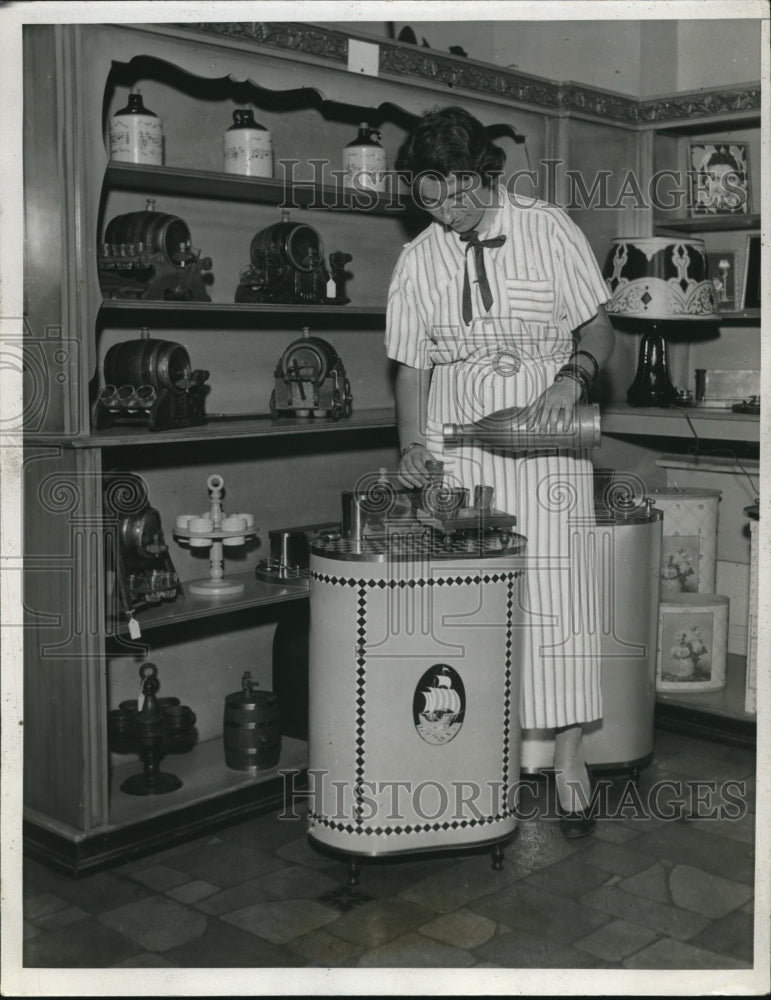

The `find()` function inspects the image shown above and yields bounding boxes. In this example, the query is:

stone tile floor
[21,730,760,973]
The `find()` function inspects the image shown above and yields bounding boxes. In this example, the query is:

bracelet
[571,349,600,381]
[556,363,592,389]
[555,366,590,399]
[554,370,586,393]
[401,441,425,457]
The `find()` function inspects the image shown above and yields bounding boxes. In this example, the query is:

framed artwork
[742,235,761,310]
[705,250,738,312]
[688,141,751,216]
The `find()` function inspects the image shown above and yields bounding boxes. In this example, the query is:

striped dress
[385,192,609,730]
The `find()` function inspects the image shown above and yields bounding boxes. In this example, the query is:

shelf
[108,735,307,829]
[655,654,755,748]
[109,571,309,636]
[714,309,761,323]
[654,213,760,234]
[98,299,386,321]
[105,162,416,216]
[601,404,760,443]
[649,114,761,137]
[35,407,397,449]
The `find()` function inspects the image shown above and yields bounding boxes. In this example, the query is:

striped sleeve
[385,250,434,370]
[550,209,610,332]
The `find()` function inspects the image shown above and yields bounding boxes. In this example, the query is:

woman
[385,107,615,837]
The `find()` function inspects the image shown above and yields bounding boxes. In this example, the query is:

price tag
[128,614,141,641]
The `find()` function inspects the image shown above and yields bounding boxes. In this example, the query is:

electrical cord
[673,405,759,502]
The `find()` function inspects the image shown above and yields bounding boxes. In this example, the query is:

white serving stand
[174,473,256,596]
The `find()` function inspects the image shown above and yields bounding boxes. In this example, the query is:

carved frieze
[177,21,761,126]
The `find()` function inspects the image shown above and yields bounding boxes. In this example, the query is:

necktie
[459,229,507,325]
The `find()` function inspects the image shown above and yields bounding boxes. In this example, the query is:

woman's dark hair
[395,106,506,187]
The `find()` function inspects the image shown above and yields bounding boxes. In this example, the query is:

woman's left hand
[522,378,582,434]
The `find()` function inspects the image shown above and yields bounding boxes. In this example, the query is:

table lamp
[603,237,719,407]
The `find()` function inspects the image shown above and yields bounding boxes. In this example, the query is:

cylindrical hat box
[223,673,282,772]
[656,593,728,693]
[652,487,721,596]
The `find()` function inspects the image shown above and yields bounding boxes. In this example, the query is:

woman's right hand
[397,442,437,488]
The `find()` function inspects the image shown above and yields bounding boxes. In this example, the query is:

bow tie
[459,229,507,325]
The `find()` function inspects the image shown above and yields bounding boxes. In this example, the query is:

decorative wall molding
[178,21,761,127]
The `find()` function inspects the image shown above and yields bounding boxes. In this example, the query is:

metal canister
[223,672,281,772]
[521,497,663,776]
[443,403,602,452]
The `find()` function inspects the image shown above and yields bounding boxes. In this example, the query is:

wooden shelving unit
[106,161,416,215]
[22,21,759,875]
[601,404,760,443]
[35,407,397,449]
[108,571,309,636]
[655,213,761,234]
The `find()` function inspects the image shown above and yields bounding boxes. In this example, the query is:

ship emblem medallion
[413,664,466,745]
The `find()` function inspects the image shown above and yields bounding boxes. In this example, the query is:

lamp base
[626,328,679,409]
[627,386,679,408]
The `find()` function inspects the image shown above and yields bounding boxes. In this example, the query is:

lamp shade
[603,237,719,320]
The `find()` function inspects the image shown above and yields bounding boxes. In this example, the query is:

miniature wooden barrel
[104,208,191,262]
[250,220,325,273]
[223,688,282,772]
[103,338,192,391]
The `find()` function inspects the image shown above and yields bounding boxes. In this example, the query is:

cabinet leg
[347,858,361,887]
[491,842,505,871]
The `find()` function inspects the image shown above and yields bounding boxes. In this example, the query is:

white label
[110,115,163,165]
[128,615,141,640]
[223,130,273,177]
[343,146,387,191]
[347,39,379,77]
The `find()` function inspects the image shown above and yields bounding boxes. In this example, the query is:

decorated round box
[656,593,728,693]
[307,535,526,857]
[652,487,721,597]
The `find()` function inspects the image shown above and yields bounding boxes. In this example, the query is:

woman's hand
[522,377,582,434]
[397,442,438,488]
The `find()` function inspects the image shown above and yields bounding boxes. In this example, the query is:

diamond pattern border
[307,809,515,835]
[312,568,522,835]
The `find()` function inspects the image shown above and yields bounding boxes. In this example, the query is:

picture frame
[741,234,761,310]
[688,141,751,216]
[705,250,738,312]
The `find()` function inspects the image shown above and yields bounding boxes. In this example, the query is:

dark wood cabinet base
[24,773,309,878]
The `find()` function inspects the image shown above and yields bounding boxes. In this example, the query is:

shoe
[558,809,595,839]
[553,766,596,838]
